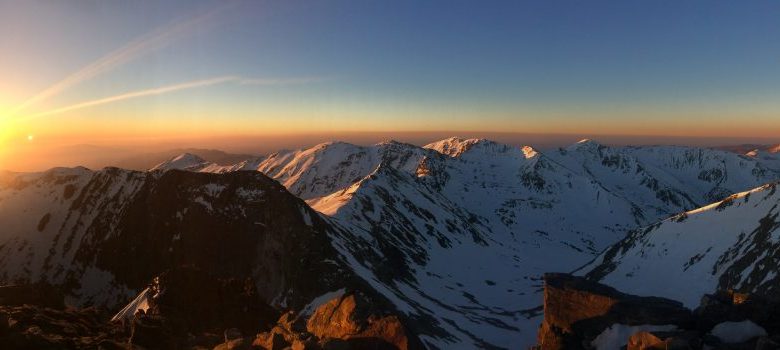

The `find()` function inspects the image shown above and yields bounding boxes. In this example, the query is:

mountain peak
[172,152,204,162]
[566,138,604,152]
[424,137,506,157]
[312,141,351,149]
[375,139,403,146]
[521,145,539,159]
[150,153,209,171]
[770,144,780,154]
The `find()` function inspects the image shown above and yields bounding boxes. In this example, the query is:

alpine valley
[1,137,780,349]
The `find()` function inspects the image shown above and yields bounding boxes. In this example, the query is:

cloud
[23,75,324,119]
[12,3,231,114]
[237,77,328,85]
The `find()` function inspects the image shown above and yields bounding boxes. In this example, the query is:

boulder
[306,292,419,350]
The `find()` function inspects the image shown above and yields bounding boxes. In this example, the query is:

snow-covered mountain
[0,167,359,310]
[745,148,780,173]
[143,137,780,348]
[150,153,215,171]
[2,137,780,349]
[580,182,780,309]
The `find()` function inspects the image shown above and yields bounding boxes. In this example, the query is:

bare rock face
[536,273,692,350]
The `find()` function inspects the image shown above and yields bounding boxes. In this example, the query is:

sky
[1,0,779,170]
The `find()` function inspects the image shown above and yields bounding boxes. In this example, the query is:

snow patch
[710,320,767,343]
[591,324,677,350]
[110,287,151,322]
[299,288,346,316]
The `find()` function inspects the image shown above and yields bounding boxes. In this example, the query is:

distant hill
[112,148,257,170]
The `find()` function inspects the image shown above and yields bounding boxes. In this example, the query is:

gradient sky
[1,0,780,169]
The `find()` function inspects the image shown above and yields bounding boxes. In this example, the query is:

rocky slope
[0,270,421,350]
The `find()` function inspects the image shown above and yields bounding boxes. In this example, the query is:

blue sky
[1,0,779,145]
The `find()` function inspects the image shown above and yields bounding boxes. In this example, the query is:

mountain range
[1,137,779,349]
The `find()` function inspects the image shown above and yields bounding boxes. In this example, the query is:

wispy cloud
[12,4,230,114]
[23,75,324,119]
[237,77,328,85]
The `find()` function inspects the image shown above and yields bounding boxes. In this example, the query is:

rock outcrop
[306,292,418,349]
[536,273,691,349]
[250,291,423,350]
[535,274,780,350]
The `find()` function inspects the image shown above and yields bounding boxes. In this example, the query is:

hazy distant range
[8,131,779,172]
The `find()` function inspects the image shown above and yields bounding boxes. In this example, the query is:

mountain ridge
[4,137,780,348]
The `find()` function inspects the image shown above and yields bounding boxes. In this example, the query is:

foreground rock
[0,279,420,349]
[251,291,423,350]
[115,266,277,348]
[0,305,124,349]
[535,273,780,350]
[536,273,691,349]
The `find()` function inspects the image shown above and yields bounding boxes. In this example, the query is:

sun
[27,134,34,141]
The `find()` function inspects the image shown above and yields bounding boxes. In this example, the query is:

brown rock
[536,273,692,350]
[306,292,418,350]
[627,331,700,350]
[306,294,364,339]
[253,331,290,350]
[291,338,319,350]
